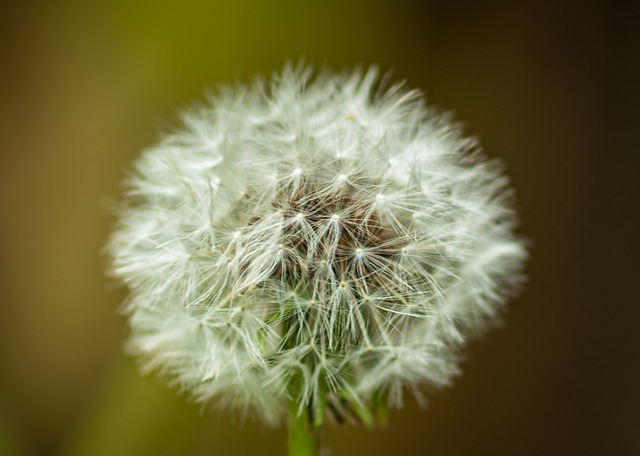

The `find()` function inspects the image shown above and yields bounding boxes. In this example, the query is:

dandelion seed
[108,64,527,432]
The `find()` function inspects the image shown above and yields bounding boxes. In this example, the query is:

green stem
[288,401,319,456]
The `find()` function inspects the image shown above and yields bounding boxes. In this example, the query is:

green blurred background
[1,0,637,455]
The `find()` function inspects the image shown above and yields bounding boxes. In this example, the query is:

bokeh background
[1,0,637,455]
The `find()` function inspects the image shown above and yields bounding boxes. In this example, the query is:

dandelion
[108,64,527,454]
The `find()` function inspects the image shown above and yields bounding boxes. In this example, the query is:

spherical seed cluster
[109,65,527,425]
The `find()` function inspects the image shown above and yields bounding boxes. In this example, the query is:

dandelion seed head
[108,64,527,425]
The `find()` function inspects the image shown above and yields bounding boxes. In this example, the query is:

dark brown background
[1,1,637,455]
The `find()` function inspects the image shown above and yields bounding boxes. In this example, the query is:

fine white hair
[109,64,527,425]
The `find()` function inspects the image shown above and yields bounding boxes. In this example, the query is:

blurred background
[0,0,637,455]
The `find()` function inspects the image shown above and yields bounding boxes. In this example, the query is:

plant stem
[288,401,319,456]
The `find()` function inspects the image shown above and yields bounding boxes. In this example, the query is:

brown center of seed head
[269,177,409,298]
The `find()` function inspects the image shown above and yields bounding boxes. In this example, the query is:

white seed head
[108,64,527,425]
